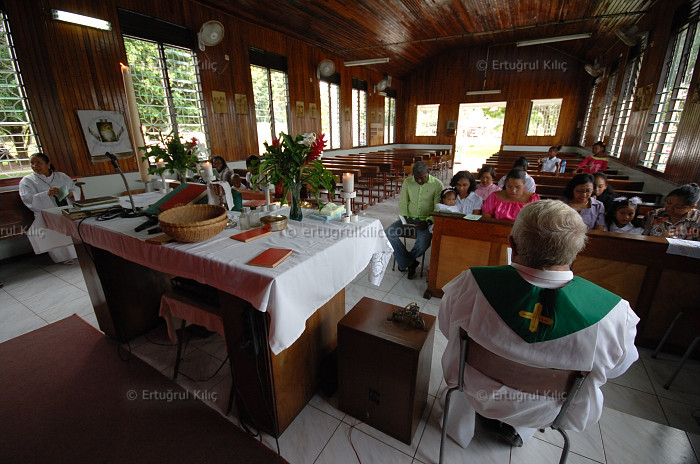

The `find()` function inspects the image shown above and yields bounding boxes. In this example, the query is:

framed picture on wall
[76,110,133,158]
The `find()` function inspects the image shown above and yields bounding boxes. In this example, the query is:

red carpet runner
[0,315,288,464]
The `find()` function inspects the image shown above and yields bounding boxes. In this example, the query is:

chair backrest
[459,327,588,400]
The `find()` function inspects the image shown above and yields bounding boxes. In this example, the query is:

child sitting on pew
[605,197,644,235]
[435,188,461,213]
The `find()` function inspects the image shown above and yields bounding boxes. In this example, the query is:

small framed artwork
[446,120,457,136]
[308,103,317,119]
[296,101,305,118]
[77,110,133,158]
[235,94,248,115]
[212,91,227,114]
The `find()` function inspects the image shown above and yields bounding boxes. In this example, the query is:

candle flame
[120,62,128,70]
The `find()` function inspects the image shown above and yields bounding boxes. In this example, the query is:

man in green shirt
[385,161,443,279]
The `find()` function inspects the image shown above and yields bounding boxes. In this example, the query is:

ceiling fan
[316,59,335,79]
[615,25,641,47]
[376,75,392,92]
[584,60,605,78]
[198,20,224,51]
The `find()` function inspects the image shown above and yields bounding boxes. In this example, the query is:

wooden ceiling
[197,0,656,77]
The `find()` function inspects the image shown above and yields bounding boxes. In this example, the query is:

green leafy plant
[140,132,200,181]
[252,132,336,207]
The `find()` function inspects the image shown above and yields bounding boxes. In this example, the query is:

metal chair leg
[439,386,458,464]
[173,318,187,380]
[664,336,699,389]
[554,426,570,464]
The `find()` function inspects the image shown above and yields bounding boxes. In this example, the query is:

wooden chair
[390,223,428,278]
[439,328,589,464]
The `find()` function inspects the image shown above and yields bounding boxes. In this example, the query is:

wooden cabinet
[338,297,435,444]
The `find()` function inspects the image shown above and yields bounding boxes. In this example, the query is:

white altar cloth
[42,206,392,354]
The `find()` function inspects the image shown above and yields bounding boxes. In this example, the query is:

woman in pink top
[475,165,501,201]
[481,169,540,221]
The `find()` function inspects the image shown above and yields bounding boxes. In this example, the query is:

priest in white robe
[19,153,81,264]
[439,199,639,449]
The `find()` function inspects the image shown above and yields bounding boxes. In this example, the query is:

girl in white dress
[19,153,81,263]
[605,197,644,235]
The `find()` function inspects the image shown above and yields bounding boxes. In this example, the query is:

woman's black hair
[210,155,227,168]
[31,152,55,173]
[563,173,595,199]
[605,197,642,228]
[549,145,562,152]
[440,188,457,201]
[477,165,496,179]
[504,168,526,183]
[667,183,700,207]
[593,172,616,195]
[449,170,476,194]
[512,156,529,170]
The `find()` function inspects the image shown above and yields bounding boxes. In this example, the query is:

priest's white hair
[511,199,588,268]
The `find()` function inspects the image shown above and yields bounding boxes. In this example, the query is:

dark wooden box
[337,297,435,445]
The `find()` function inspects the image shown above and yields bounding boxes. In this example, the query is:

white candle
[265,186,271,205]
[202,161,214,178]
[157,158,165,169]
[120,63,150,182]
[342,172,354,193]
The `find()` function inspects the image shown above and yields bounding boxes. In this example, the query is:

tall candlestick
[342,172,354,192]
[202,161,214,178]
[265,185,271,205]
[120,63,150,182]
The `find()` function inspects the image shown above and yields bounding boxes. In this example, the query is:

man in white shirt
[439,200,639,449]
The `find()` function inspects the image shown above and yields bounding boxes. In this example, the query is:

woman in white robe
[19,153,81,264]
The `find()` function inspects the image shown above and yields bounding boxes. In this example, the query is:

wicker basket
[158,204,228,242]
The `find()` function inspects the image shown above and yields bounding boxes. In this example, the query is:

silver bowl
[260,214,287,231]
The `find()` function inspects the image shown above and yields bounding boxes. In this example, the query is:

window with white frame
[608,41,646,158]
[526,98,562,136]
[384,94,396,144]
[640,21,700,172]
[320,76,341,149]
[579,84,597,146]
[124,36,209,155]
[415,104,439,136]
[352,78,367,146]
[596,68,619,141]
[0,10,41,178]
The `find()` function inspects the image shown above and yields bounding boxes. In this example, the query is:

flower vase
[175,168,187,185]
[289,182,303,221]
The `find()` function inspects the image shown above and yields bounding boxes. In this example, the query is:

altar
[43,205,392,436]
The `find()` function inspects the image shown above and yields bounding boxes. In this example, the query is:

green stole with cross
[470,266,621,343]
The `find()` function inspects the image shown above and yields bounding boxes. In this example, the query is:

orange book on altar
[230,228,271,243]
[247,248,293,268]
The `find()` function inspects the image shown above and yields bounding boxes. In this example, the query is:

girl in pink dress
[475,165,501,202]
[481,169,540,221]
[574,141,608,174]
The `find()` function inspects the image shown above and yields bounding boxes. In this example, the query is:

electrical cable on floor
[346,421,362,463]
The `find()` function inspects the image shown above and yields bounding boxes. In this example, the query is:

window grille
[251,64,289,153]
[579,85,597,146]
[320,80,341,149]
[124,36,209,157]
[352,87,367,146]
[596,69,619,141]
[384,96,396,144]
[608,41,646,158]
[526,98,562,136]
[416,104,439,136]
[0,10,41,178]
[640,21,700,172]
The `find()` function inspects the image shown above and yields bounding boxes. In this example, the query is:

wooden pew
[0,188,33,239]
[426,213,700,357]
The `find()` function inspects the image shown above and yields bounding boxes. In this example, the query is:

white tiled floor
[1,190,699,464]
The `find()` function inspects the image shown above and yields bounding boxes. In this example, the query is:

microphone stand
[105,152,141,218]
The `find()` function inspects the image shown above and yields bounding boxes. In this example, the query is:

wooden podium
[337,297,435,444]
